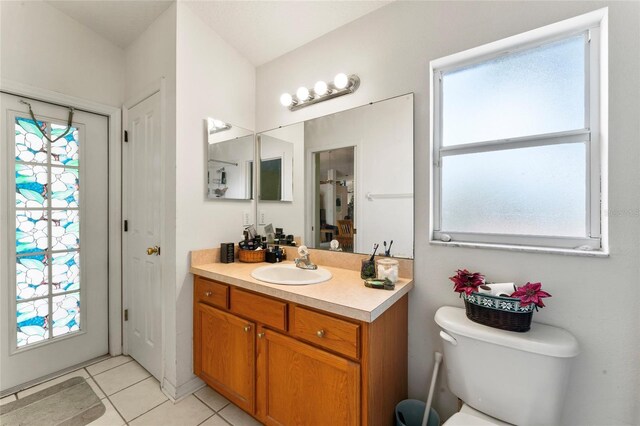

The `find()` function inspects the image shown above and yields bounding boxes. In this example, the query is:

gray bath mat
[0,377,106,426]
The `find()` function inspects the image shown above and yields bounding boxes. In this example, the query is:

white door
[0,93,109,392]
[123,92,162,380]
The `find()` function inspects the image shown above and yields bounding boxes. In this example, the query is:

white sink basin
[251,264,332,285]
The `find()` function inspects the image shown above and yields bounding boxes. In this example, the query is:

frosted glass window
[14,116,81,348]
[441,143,586,237]
[442,34,585,146]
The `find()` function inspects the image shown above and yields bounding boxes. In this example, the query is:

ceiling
[183,1,391,66]
[46,0,390,65]
[46,1,174,49]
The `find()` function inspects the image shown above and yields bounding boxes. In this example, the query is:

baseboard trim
[161,375,205,402]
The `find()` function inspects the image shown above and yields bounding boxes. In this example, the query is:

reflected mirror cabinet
[205,93,414,259]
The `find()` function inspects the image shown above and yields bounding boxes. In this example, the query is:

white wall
[0,1,125,107]
[256,2,640,424]
[175,2,256,392]
[124,2,178,394]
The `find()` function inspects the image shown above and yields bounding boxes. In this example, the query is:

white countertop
[190,261,413,323]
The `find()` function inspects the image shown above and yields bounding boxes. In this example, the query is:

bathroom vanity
[190,248,413,426]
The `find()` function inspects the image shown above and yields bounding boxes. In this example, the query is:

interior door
[123,92,162,380]
[0,93,109,392]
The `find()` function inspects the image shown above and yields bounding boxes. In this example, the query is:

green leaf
[19,189,44,205]
[19,258,45,270]
[52,253,74,265]
[17,119,44,137]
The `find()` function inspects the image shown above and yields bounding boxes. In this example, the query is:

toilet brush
[421,352,443,426]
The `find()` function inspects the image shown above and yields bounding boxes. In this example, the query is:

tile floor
[2,356,262,426]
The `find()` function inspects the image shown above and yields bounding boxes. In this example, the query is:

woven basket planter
[238,249,266,263]
[462,292,534,332]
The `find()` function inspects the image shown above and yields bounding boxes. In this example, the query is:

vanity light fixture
[280,73,360,111]
[208,118,232,135]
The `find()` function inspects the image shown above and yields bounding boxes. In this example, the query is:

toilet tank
[435,307,579,426]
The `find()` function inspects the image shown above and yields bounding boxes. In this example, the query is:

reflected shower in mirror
[257,94,414,258]
[206,118,254,200]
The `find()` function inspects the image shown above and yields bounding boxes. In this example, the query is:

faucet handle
[297,245,309,257]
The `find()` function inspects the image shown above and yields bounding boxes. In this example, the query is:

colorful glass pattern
[16,210,48,254]
[50,210,80,251]
[52,251,80,294]
[16,255,49,300]
[17,298,49,347]
[51,124,79,166]
[51,167,79,208]
[14,115,81,348]
[16,164,48,208]
[15,117,47,163]
[52,293,80,337]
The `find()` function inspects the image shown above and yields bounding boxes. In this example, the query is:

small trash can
[395,399,440,426]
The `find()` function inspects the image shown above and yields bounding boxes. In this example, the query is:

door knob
[316,329,325,338]
[147,246,160,256]
[257,332,265,339]
[244,325,252,332]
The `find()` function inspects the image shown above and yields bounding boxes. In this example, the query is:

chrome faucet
[295,246,317,270]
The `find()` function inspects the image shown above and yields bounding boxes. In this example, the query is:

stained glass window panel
[16,164,48,208]
[16,255,49,300]
[51,251,80,294]
[15,117,47,163]
[17,298,49,347]
[52,293,80,337]
[51,167,79,208]
[51,210,80,251]
[16,211,48,255]
[51,124,79,166]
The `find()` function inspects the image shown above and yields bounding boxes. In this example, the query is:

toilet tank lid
[435,306,580,358]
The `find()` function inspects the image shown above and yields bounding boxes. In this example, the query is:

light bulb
[280,93,293,107]
[314,80,329,96]
[334,73,349,90]
[296,86,310,102]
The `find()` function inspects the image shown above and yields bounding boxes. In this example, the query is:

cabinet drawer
[194,276,229,309]
[292,306,360,359]
[230,288,287,331]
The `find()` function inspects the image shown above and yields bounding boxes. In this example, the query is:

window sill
[429,240,609,258]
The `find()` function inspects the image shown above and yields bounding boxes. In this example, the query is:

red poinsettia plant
[510,282,551,309]
[449,269,485,296]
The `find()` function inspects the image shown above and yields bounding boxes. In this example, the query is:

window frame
[430,9,608,253]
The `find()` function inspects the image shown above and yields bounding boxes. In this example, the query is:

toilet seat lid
[444,412,500,426]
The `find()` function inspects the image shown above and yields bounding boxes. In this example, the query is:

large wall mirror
[256,93,414,258]
[206,118,254,200]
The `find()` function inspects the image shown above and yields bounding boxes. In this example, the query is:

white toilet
[435,306,579,426]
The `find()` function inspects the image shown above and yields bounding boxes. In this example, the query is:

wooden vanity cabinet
[194,302,255,413]
[257,328,361,426]
[194,275,408,426]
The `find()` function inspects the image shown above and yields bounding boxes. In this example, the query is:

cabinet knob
[257,332,265,339]
[316,329,325,338]
[204,291,212,297]
[244,325,252,333]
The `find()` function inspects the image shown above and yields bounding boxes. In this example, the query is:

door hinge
[124,130,129,142]
[124,220,128,232]
[124,309,128,321]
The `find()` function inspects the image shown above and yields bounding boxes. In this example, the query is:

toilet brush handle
[421,352,443,426]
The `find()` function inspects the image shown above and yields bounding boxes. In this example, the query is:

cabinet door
[196,302,255,413]
[257,329,360,426]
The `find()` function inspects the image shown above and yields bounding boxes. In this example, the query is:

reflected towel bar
[365,192,412,201]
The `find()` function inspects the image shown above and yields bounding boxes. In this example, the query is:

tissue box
[462,292,534,332]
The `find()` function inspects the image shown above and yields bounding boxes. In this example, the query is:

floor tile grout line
[196,413,217,426]
[192,392,229,414]
[86,367,130,426]
[87,358,134,378]
[125,398,171,424]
